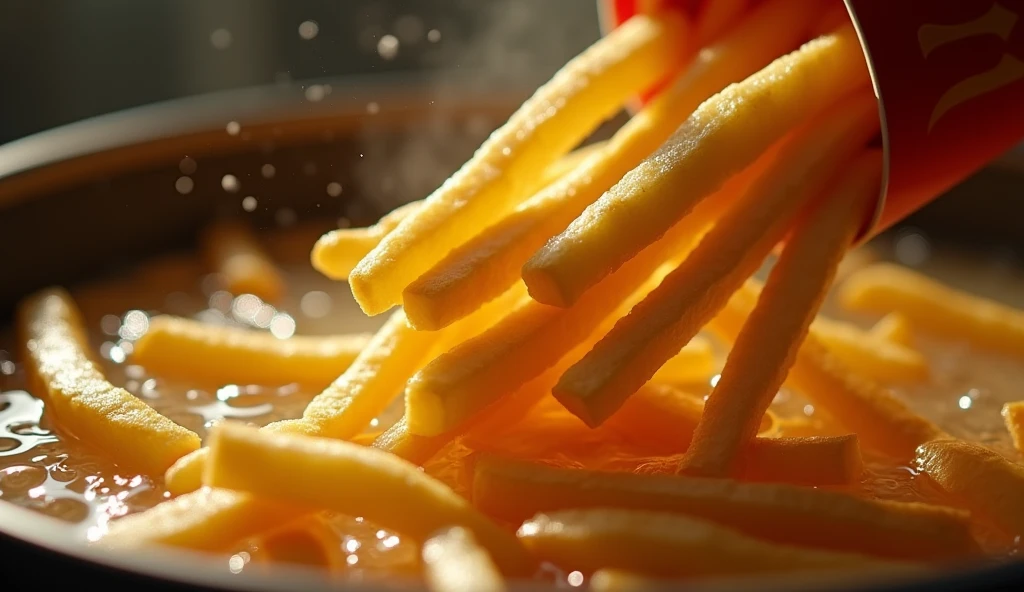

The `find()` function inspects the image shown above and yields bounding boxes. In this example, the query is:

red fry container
[597,0,1024,239]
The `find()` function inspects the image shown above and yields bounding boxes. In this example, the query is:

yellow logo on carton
[918,2,1023,132]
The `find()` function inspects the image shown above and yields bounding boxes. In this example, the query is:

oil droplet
[0,465,47,493]
[178,157,197,175]
[241,196,258,212]
[275,208,297,227]
[959,395,973,410]
[366,102,380,115]
[261,164,276,179]
[305,85,326,102]
[427,29,441,43]
[175,177,194,195]
[568,571,584,587]
[377,34,399,60]
[0,437,18,452]
[221,174,240,193]
[298,20,319,40]
[226,121,241,136]
[300,291,332,318]
[228,554,245,574]
[270,314,296,340]
[326,182,343,197]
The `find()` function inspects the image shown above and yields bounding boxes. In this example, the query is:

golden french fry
[916,439,1024,538]
[404,173,746,437]
[18,289,200,475]
[473,455,978,561]
[869,312,916,348]
[811,316,928,383]
[133,315,371,387]
[349,13,691,315]
[311,144,608,282]
[402,0,822,330]
[204,423,535,575]
[518,508,913,577]
[1002,402,1024,454]
[555,98,879,428]
[523,25,870,308]
[840,263,1024,357]
[98,487,300,551]
[202,220,285,303]
[708,282,947,460]
[423,527,505,592]
[256,516,348,571]
[681,151,882,478]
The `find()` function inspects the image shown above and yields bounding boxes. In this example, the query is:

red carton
[598,0,1024,238]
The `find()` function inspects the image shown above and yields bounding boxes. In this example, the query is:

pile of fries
[13,0,1024,589]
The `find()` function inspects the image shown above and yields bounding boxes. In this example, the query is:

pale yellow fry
[311,144,607,282]
[133,315,371,387]
[349,12,690,315]
[402,0,823,331]
[518,508,914,578]
[204,422,535,575]
[18,289,200,476]
[839,262,1024,357]
[709,282,947,460]
[202,220,285,303]
[869,312,916,348]
[1003,402,1024,454]
[681,151,882,478]
[98,487,299,551]
[811,316,929,384]
[554,96,879,427]
[423,527,506,592]
[652,335,716,384]
[524,25,870,308]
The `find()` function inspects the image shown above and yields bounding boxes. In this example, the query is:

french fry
[204,423,535,575]
[349,13,691,315]
[523,25,871,307]
[651,335,716,384]
[473,455,978,561]
[517,508,912,577]
[916,439,1024,537]
[709,282,947,460]
[812,3,852,36]
[405,180,735,437]
[695,0,748,45]
[99,487,300,551]
[423,527,505,592]
[870,312,916,348]
[839,263,1024,357]
[256,516,347,570]
[602,384,705,452]
[311,144,608,282]
[680,151,882,478]
[402,0,823,330]
[18,289,200,475]
[133,315,371,387]
[812,316,929,384]
[202,220,285,303]
[1002,402,1024,454]
[634,435,862,487]
[590,566,926,592]
[555,98,879,428]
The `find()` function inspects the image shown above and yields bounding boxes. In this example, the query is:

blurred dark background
[0,0,601,145]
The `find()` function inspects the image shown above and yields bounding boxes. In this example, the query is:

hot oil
[1,225,1023,579]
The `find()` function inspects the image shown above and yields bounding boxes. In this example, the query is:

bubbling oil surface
[1,226,1023,582]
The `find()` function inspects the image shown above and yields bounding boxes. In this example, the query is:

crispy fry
[349,13,691,315]
[423,527,505,592]
[634,435,862,487]
[840,263,1024,357]
[257,516,347,570]
[133,315,371,387]
[204,423,534,575]
[681,151,881,478]
[18,289,200,475]
[403,0,822,330]
[602,384,704,451]
[650,336,716,384]
[518,508,911,577]
[1002,402,1024,454]
[812,316,929,383]
[555,99,879,428]
[202,220,285,303]
[473,456,978,561]
[709,282,947,460]
[404,172,746,437]
[99,487,299,551]
[870,312,916,348]
[916,439,1024,538]
[311,144,608,282]
[523,25,871,307]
